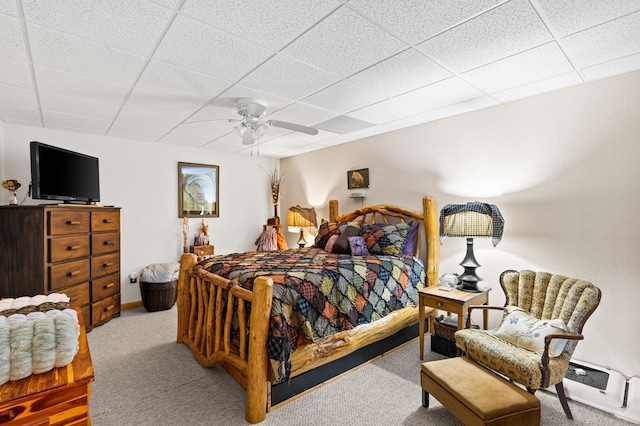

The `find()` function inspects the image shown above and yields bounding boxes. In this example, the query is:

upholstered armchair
[454,270,601,419]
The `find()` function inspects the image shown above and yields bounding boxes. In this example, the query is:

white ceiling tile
[114,107,184,130]
[347,99,417,125]
[346,49,453,99]
[282,7,407,77]
[265,102,337,127]
[278,142,328,158]
[561,11,640,68]
[158,128,223,147]
[147,0,180,10]
[107,121,170,142]
[349,0,502,44]
[302,80,386,115]
[462,42,575,93]
[210,84,295,113]
[154,15,271,82]
[0,83,38,108]
[0,0,17,15]
[491,72,583,103]
[136,60,231,102]
[42,110,111,134]
[0,14,27,61]
[124,88,204,120]
[392,77,485,113]
[239,54,340,100]
[536,0,640,37]
[39,91,119,121]
[417,0,553,72]
[582,52,640,81]
[0,103,41,124]
[27,24,146,85]
[181,0,342,50]
[34,66,130,105]
[21,0,174,55]
[201,133,249,152]
[0,57,33,88]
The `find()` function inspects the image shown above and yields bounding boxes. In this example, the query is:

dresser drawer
[91,253,119,278]
[49,259,91,291]
[48,211,90,235]
[92,293,120,325]
[92,274,120,300]
[57,282,90,308]
[49,235,90,262]
[91,211,120,232]
[92,232,120,255]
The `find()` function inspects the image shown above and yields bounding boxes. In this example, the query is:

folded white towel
[0,325,10,385]
[27,311,46,321]
[0,299,12,311]
[32,318,56,374]
[45,309,62,319]
[7,314,27,325]
[31,295,47,306]
[9,320,34,381]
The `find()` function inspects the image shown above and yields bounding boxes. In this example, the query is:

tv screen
[30,141,101,203]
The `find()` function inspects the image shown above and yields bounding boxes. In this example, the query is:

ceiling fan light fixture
[253,122,269,137]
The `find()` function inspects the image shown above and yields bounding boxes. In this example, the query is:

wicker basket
[140,280,177,312]
[434,321,457,341]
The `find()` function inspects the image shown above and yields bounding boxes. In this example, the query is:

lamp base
[458,237,484,292]
[297,229,306,248]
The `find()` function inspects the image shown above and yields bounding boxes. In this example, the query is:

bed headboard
[327,196,439,287]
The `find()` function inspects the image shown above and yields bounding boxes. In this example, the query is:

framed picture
[347,168,369,189]
[178,162,219,218]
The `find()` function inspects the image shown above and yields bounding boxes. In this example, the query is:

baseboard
[121,300,143,310]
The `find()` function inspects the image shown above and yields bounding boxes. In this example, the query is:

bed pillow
[360,222,411,255]
[402,221,419,255]
[314,221,349,250]
[332,224,361,254]
[324,234,339,253]
[348,236,369,256]
[495,306,569,357]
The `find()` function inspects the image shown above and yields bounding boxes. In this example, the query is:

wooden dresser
[0,205,121,330]
[0,315,94,425]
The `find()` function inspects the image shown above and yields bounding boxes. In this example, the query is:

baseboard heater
[546,359,639,424]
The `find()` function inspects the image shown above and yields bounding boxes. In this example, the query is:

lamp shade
[439,202,504,246]
[287,205,317,232]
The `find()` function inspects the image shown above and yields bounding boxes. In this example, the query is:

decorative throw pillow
[324,234,339,253]
[332,224,361,254]
[314,221,348,250]
[360,222,411,255]
[495,306,569,357]
[402,221,419,255]
[348,236,369,256]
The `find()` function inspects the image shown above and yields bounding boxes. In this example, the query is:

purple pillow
[348,236,369,256]
[402,222,420,255]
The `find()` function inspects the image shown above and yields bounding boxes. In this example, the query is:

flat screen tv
[30,141,101,204]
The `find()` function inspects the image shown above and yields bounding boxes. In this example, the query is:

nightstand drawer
[427,297,459,312]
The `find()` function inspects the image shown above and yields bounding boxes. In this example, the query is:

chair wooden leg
[422,390,430,408]
[555,382,574,419]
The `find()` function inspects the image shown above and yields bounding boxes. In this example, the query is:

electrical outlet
[130,272,138,284]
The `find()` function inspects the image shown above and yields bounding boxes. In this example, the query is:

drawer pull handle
[436,302,443,307]
[66,220,81,225]
[103,219,113,224]
[67,245,81,251]
[102,262,114,268]
[103,283,115,289]
[103,241,114,246]
[67,270,80,277]
[104,304,115,312]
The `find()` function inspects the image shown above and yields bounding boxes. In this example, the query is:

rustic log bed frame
[176,196,439,423]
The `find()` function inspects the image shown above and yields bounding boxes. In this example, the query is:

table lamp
[287,205,317,248]
[439,202,504,292]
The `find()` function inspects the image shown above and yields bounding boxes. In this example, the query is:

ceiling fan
[187,99,319,145]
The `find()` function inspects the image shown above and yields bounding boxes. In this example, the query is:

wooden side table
[190,245,214,259]
[0,317,94,424]
[418,286,490,360]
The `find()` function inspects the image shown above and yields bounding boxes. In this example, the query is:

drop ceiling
[1,0,639,158]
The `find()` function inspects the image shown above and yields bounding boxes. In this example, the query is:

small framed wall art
[347,168,369,189]
[178,162,219,218]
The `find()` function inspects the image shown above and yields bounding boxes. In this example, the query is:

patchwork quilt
[199,247,425,384]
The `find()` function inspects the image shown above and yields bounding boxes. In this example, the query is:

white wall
[281,70,640,378]
[0,124,276,305]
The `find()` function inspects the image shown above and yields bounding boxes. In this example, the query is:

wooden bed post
[329,200,339,222]
[423,196,439,287]
[245,276,274,424]
[177,253,197,343]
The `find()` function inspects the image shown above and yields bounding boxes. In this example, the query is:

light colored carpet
[87,306,632,425]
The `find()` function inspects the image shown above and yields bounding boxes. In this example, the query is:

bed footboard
[177,253,273,423]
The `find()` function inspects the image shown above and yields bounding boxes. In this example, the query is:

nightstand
[190,245,214,259]
[418,286,490,360]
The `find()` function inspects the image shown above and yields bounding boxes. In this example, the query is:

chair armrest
[539,332,584,387]
[464,305,504,329]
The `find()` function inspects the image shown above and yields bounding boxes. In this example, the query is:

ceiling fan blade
[242,126,254,145]
[268,120,318,135]
[180,118,238,125]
